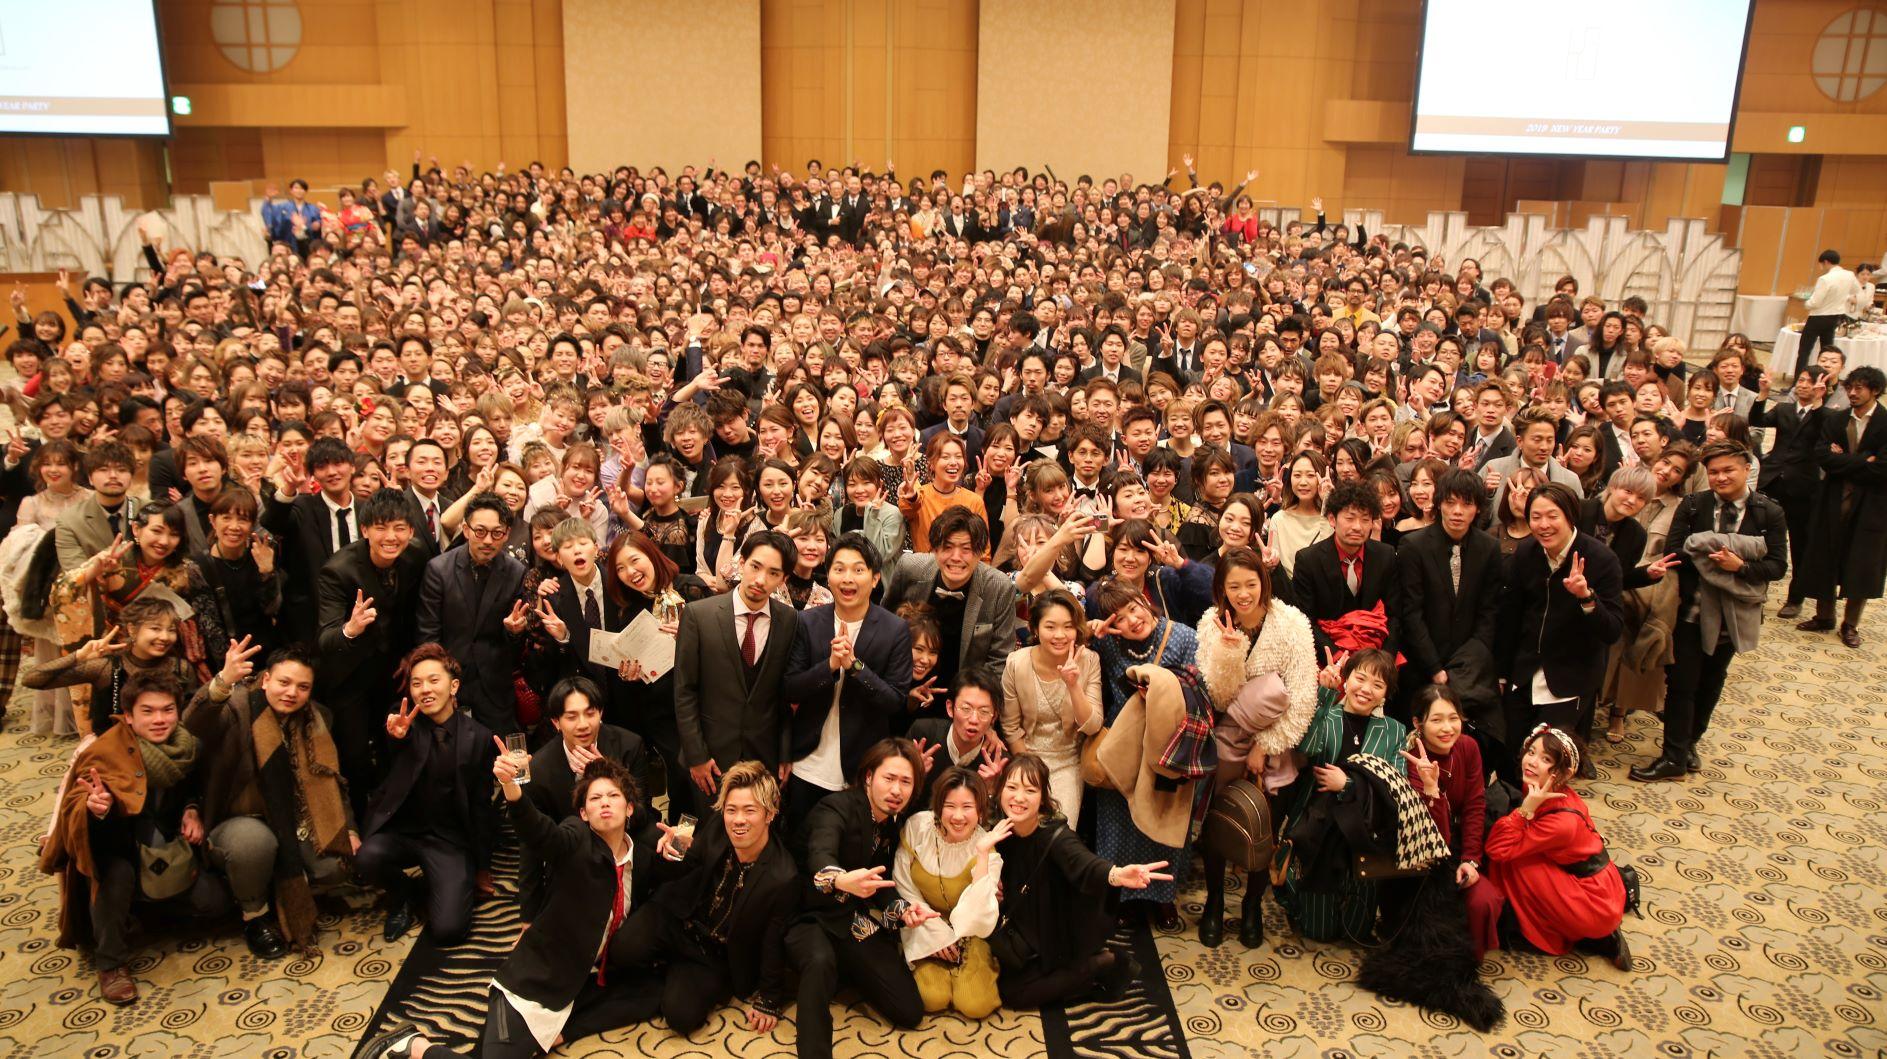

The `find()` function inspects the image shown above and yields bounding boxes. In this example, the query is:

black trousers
[354,831,476,944]
[1498,689,1585,786]
[610,905,737,1036]
[639,710,695,826]
[783,775,842,838]
[998,948,1111,1009]
[1658,620,1736,760]
[428,979,659,1059]
[1778,482,1816,605]
[785,920,923,1059]
[1797,314,1843,375]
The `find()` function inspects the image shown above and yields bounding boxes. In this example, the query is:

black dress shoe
[357,1022,424,1059]
[244,916,289,959]
[1840,623,1863,649]
[1608,928,1632,971]
[1098,951,1140,1003]
[1796,616,1835,632]
[1629,756,1688,782]
[1686,748,1701,772]
[1151,902,1182,933]
[1238,890,1265,949]
[1777,602,1801,620]
[383,903,417,941]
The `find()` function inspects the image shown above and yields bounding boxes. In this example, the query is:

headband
[1528,723,1579,776]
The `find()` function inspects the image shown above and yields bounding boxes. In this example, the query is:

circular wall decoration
[210,0,303,74]
[1813,8,1887,102]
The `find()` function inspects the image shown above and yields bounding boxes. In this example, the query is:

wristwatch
[848,657,865,674]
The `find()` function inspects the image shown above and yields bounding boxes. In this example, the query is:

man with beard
[417,493,529,735]
[41,669,231,1005]
[185,641,356,958]
[354,645,497,944]
[781,534,913,831]
[907,668,1007,805]
[787,738,937,1059]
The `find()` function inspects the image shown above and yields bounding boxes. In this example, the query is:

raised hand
[1520,779,1564,816]
[834,863,897,898]
[536,597,568,641]
[910,737,943,778]
[1644,552,1680,581]
[1111,860,1173,889]
[219,634,263,686]
[975,816,1013,855]
[77,625,127,662]
[1087,613,1121,641]
[5,428,28,465]
[80,768,113,818]
[906,675,938,712]
[502,598,531,635]
[386,697,419,740]
[343,589,379,638]
[1317,649,1350,690]
[251,531,275,575]
[491,735,526,790]
[1562,553,1590,599]
[1399,739,1441,798]
[977,743,1010,783]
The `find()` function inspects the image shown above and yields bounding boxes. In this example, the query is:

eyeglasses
[463,524,507,540]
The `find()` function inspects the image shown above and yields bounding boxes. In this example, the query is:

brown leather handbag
[1079,616,1174,790]
[1202,778,1274,871]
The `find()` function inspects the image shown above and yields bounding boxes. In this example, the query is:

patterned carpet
[0,602,1883,1058]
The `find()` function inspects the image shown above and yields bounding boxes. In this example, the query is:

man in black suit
[781,534,913,832]
[611,761,800,1038]
[520,675,650,919]
[835,175,868,247]
[1294,481,1401,661]
[1795,366,1887,648]
[907,669,1003,805]
[1465,381,1517,471]
[1395,469,1504,726]
[315,488,430,814]
[1494,483,1625,781]
[917,373,986,467]
[538,517,630,693]
[1632,442,1789,781]
[401,437,458,554]
[261,437,358,649]
[417,494,528,734]
[674,531,801,812]
[355,645,497,943]
[1595,382,1639,480]
[788,739,931,1059]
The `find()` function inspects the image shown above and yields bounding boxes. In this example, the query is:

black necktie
[584,587,602,630]
[1717,501,1736,535]
[336,507,352,547]
[106,508,122,537]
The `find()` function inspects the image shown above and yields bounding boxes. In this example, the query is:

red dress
[1484,789,1625,954]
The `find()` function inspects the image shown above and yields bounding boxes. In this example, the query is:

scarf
[136,726,200,790]
[252,698,351,948]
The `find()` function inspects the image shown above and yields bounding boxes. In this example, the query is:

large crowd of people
[3,150,1878,1057]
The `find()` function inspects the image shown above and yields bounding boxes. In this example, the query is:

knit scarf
[136,726,200,790]
[251,698,350,949]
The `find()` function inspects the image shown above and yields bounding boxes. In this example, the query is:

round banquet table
[1769,326,1887,377]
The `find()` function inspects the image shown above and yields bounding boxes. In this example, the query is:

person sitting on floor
[184,640,357,959]
[893,765,1005,1019]
[40,668,232,1006]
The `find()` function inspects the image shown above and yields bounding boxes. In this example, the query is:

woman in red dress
[1484,724,1629,968]
[1401,686,1504,958]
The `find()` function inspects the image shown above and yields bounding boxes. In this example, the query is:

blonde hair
[712,759,781,817]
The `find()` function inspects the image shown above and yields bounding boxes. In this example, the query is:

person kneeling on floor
[40,667,232,1005]
[184,639,358,959]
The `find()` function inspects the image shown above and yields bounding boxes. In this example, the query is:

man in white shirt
[780,534,913,832]
[1799,249,1864,375]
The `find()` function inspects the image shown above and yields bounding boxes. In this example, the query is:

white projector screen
[0,1,170,136]
[1409,0,1753,160]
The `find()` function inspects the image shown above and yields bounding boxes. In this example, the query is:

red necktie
[741,612,759,666]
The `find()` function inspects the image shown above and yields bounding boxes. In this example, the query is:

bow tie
[933,588,966,601]
[1073,487,1097,499]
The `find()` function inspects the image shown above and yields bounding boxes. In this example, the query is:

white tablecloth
[1769,327,1887,377]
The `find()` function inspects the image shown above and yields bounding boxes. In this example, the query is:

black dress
[993,820,1117,1008]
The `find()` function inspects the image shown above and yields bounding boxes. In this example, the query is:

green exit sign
[171,96,192,116]
[1787,125,1806,143]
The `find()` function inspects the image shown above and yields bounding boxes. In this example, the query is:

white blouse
[892,811,1003,964]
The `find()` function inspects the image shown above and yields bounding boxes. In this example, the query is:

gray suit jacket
[877,554,1018,679]
[54,497,121,574]
[1485,454,1585,518]
[673,592,801,771]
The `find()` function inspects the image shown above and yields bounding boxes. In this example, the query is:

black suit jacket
[645,810,800,1008]
[494,791,657,1011]
[918,422,985,467]
[1151,344,1203,386]
[417,546,528,733]
[1470,427,1516,471]
[906,716,990,804]
[1663,489,1789,610]
[1292,537,1401,657]
[261,486,352,648]
[674,593,801,771]
[402,485,460,555]
[1078,363,1143,387]
[782,604,913,779]
[794,785,907,938]
[1394,524,1503,684]
[1495,532,1625,700]
[362,709,497,864]
[315,539,430,723]
[549,573,634,689]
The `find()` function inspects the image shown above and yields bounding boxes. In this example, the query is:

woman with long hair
[998,589,1101,824]
[602,530,708,821]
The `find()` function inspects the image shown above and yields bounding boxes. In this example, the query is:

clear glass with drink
[668,813,697,859]
[504,733,531,785]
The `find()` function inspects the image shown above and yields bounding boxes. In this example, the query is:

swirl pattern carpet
[0,604,1881,1057]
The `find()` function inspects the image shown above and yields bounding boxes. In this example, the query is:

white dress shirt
[795,616,859,792]
[322,492,355,553]
[1806,266,1864,317]
[734,595,772,660]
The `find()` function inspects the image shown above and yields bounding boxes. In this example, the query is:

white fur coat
[1195,601,1319,757]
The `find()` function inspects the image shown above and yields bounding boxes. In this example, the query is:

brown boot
[98,967,138,1005]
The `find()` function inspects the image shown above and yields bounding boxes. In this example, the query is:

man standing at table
[1798,250,1864,375]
